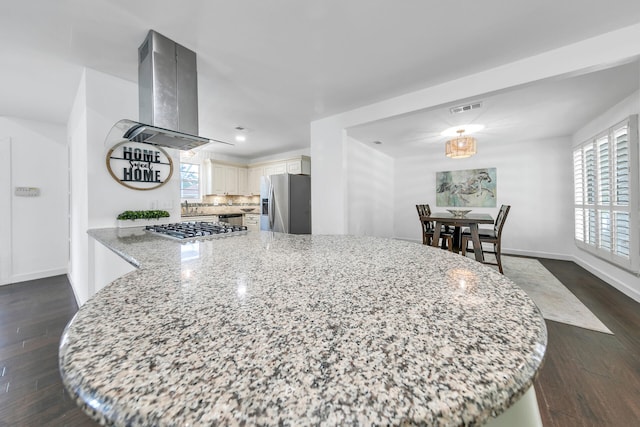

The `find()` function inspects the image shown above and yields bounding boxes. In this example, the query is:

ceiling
[2,1,640,159]
[348,61,640,158]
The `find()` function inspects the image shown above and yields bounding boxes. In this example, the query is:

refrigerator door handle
[268,182,274,230]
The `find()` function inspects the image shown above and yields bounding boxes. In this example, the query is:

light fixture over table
[445,129,477,159]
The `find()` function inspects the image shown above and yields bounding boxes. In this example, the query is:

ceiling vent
[450,102,482,114]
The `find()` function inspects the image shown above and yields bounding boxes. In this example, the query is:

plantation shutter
[573,115,638,272]
[613,124,630,258]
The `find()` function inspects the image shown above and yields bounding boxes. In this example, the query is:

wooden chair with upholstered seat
[416,204,454,251]
[461,204,511,274]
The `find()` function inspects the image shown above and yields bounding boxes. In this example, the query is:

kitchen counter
[60,228,546,426]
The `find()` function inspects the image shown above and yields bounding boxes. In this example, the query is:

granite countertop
[60,228,546,426]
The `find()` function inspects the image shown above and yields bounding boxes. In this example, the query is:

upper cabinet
[204,156,310,196]
[286,157,311,175]
[207,163,240,195]
[211,163,226,195]
[247,167,262,196]
[263,162,286,177]
[237,167,248,196]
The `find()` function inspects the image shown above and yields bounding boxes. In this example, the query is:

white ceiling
[2,1,640,159]
[348,61,640,157]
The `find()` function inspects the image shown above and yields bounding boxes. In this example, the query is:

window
[180,162,200,200]
[573,115,638,272]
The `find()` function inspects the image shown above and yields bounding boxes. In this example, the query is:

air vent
[450,102,482,114]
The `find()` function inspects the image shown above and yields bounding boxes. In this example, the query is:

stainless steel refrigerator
[260,174,311,234]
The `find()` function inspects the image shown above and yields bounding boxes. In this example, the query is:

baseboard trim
[65,272,84,308]
[570,255,640,303]
[502,248,573,261]
[5,268,68,285]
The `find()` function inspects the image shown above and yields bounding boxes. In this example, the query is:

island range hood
[108,30,232,151]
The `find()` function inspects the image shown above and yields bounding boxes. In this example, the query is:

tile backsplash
[181,195,260,216]
[202,195,260,206]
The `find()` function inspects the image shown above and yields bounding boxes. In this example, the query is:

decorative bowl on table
[447,209,471,217]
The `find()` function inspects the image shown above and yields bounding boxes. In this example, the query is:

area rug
[500,256,613,334]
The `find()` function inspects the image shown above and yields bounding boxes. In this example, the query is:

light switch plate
[15,187,40,197]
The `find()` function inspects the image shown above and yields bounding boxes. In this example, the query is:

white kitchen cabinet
[207,162,241,195]
[201,159,213,195]
[206,156,310,196]
[264,162,286,177]
[286,157,311,175]
[225,166,238,195]
[244,213,260,232]
[237,167,248,195]
[247,167,262,195]
[211,164,226,194]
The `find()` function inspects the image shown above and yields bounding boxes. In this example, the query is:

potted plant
[116,210,171,228]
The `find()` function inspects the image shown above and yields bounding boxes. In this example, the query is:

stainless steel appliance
[218,214,243,226]
[260,174,311,234]
[105,30,233,151]
[145,221,247,240]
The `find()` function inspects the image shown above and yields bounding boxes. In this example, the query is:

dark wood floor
[536,259,640,426]
[1,260,638,426]
[0,275,97,427]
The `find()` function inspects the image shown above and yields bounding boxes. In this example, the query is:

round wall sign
[106,141,174,190]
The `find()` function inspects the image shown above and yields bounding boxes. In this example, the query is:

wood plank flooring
[536,259,640,426]
[0,275,97,427]
[0,260,638,426]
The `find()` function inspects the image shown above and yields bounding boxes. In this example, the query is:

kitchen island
[60,228,546,426]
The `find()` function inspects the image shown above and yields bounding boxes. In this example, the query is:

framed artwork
[436,167,497,207]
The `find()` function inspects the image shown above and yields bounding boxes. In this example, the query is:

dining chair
[416,204,454,250]
[461,204,511,274]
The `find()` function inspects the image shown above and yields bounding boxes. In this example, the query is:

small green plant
[117,210,170,221]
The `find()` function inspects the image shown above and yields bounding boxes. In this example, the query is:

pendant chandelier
[445,129,477,159]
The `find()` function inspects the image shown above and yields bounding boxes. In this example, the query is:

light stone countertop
[60,228,546,426]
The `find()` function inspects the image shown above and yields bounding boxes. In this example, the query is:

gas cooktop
[145,221,248,240]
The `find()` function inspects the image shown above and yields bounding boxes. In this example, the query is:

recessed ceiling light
[440,124,485,137]
[234,126,247,142]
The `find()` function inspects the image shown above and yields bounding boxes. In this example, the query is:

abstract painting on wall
[436,167,497,207]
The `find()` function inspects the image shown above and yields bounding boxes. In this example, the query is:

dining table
[421,212,494,261]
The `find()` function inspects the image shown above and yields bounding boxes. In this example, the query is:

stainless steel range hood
[108,30,232,150]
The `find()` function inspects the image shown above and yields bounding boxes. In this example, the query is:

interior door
[0,137,12,284]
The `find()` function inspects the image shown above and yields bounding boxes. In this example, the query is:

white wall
[571,90,640,301]
[310,117,348,234]
[84,69,182,228]
[310,23,640,235]
[0,136,9,284]
[346,137,394,237]
[392,136,574,258]
[67,68,182,305]
[67,70,90,303]
[0,117,68,284]
[310,23,640,302]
